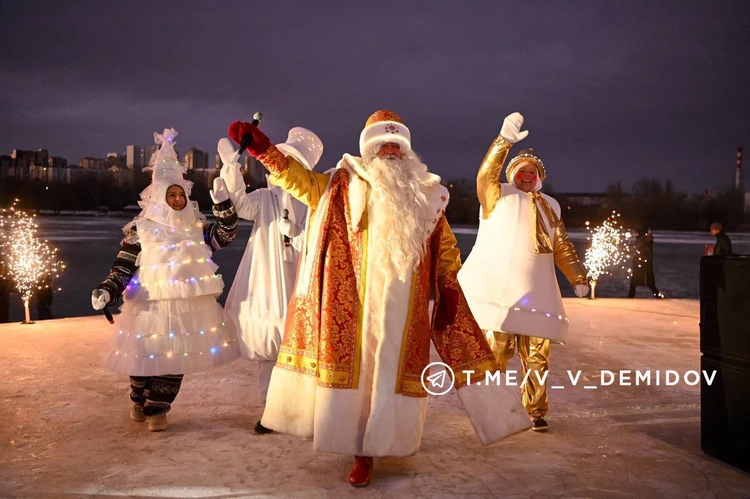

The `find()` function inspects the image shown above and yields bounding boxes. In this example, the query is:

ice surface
[2,299,749,497]
[6,217,750,324]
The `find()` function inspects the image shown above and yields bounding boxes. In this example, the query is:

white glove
[278,218,302,238]
[217,138,240,166]
[575,284,589,298]
[218,137,246,197]
[500,112,529,144]
[91,289,110,310]
[210,177,230,204]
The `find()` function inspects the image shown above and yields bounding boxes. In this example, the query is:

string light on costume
[118,324,229,340]
[147,258,210,270]
[136,274,222,288]
[148,223,202,235]
[0,200,66,324]
[157,241,199,250]
[113,339,236,358]
[511,305,569,322]
[583,211,632,299]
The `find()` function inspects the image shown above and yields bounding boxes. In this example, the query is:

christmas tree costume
[93,128,240,430]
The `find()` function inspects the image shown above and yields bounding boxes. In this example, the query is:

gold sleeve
[437,217,463,276]
[261,145,331,210]
[553,220,588,287]
[477,136,512,219]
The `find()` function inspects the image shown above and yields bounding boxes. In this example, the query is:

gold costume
[471,134,587,420]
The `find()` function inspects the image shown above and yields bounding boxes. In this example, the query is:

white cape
[222,165,305,361]
[458,183,569,343]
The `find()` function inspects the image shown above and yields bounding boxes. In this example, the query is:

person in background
[34,275,54,320]
[710,222,733,257]
[628,228,664,299]
[0,260,11,323]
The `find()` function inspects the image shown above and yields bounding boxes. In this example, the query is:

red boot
[348,456,374,487]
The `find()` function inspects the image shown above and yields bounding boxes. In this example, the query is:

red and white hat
[359,109,411,157]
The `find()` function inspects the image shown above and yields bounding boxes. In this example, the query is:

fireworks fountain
[583,211,632,299]
[0,200,65,324]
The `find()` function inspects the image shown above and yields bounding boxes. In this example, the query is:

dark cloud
[1,0,748,192]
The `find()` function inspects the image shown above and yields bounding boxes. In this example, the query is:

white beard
[362,151,434,282]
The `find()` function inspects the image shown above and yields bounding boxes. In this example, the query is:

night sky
[1,1,748,193]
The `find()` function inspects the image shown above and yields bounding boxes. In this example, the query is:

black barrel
[699,255,750,473]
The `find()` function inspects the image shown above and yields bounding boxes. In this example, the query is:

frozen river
[4,216,750,322]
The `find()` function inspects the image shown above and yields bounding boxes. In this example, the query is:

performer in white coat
[458,112,588,432]
[218,128,323,434]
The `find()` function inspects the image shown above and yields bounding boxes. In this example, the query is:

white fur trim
[422,179,450,239]
[292,169,336,297]
[337,155,368,232]
[359,121,411,157]
[262,205,432,456]
[262,367,316,437]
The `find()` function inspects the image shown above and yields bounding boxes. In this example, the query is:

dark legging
[628,279,660,298]
[129,375,184,416]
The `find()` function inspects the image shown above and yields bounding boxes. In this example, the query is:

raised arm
[228,122,330,210]
[204,196,239,252]
[217,137,262,220]
[477,137,511,218]
[262,146,330,210]
[478,112,530,218]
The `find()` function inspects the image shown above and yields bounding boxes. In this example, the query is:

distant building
[126,144,158,172]
[1,150,78,183]
[108,164,133,187]
[80,157,107,170]
[0,154,28,179]
[184,147,210,170]
[12,148,49,168]
[48,156,68,169]
[188,168,218,190]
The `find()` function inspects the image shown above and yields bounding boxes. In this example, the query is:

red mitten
[228,121,271,158]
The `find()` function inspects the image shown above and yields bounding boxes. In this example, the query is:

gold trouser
[486,330,550,419]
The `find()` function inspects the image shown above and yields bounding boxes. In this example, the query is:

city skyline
[1,1,748,193]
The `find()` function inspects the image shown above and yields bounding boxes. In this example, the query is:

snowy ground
[2,299,749,498]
